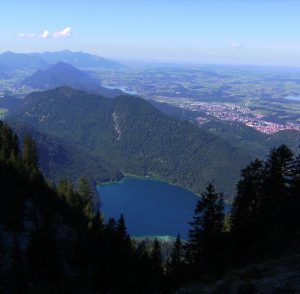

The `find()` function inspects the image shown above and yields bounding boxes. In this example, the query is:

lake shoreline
[97,176,201,238]
[97,174,202,197]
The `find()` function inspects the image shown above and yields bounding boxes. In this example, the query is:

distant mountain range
[0,62,12,79]
[0,50,123,70]
[0,51,47,69]
[33,49,123,69]
[22,62,124,97]
[0,95,21,109]
[7,87,252,196]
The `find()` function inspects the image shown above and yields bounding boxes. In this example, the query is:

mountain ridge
[8,86,252,195]
[0,51,47,69]
[21,62,124,98]
[32,49,123,69]
[0,50,123,70]
[151,100,300,159]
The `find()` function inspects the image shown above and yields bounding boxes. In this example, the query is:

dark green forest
[178,143,300,292]
[0,121,165,293]
[1,120,300,293]
[8,87,252,195]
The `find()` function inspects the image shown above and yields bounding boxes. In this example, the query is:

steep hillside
[0,95,21,110]
[10,121,122,183]
[22,62,123,98]
[149,100,202,121]
[151,101,300,159]
[0,121,162,293]
[200,120,300,159]
[9,87,252,195]
[179,255,300,294]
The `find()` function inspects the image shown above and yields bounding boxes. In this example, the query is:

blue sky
[1,0,300,66]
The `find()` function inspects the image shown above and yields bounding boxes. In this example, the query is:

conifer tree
[58,179,83,210]
[136,240,149,262]
[260,145,294,254]
[90,211,104,233]
[230,145,296,259]
[167,234,185,290]
[230,159,265,259]
[23,135,39,170]
[116,214,126,237]
[290,153,300,228]
[263,145,293,211]
[151,239,163,271]
[0,122,19,161]
[186,184,225,275]
[150,239,164,290]
[116,214,129,240]
[135,241,153,292]
[105,217,117,240]
[78,176,95,220]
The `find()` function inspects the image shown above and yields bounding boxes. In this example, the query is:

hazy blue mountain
[34,49,123,69]
[9,87,252,195]
[22,62,124,97]
[0,95,21,110]
[0,62,11,72]
[0,71,8,79]
[0,62,12,78]
[0,50,122,70]
[0,51,47,69]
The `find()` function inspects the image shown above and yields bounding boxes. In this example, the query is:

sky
[1,0,300,66]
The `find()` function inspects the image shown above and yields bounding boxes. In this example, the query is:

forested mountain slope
[10,121,122,183]
[0,121,165,293]
[151,100,300,160]
[200,120,300,159]
[8,87,252,195]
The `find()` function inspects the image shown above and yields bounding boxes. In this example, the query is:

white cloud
[52,27,72,39]
[17,27,72,40]
[229,41,241,49]
[17,32,35,39]
[41,30,50,39]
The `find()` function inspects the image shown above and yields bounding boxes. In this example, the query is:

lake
[97,177,200,239]
[285,95,300,102]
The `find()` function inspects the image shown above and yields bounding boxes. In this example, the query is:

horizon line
[2,49,300,70]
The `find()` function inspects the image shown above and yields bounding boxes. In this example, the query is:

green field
[0,108,7,119]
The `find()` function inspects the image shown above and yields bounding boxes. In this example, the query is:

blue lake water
[285,95,300,101]
[97,177,200,239]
